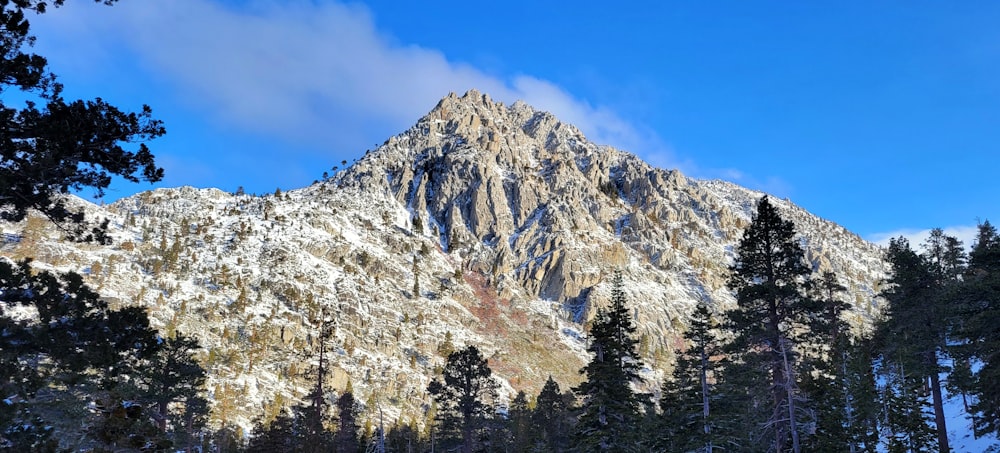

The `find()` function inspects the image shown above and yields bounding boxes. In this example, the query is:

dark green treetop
[956,221,1000,435]
[659,301,722,453]
[532,376,573,452]
[722,196,814,453]
[573,270,645,452]
[427,344,498,453]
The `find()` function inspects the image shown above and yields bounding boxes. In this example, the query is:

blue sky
[28,1,999,245]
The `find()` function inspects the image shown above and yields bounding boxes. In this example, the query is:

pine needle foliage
[659,302,723,452]
[722,196,814,453]
[573,271,645,452]
[427,345,498,453]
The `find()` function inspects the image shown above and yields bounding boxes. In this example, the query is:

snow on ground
[944,381,999,452]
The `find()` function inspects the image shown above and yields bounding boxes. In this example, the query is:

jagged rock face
[350,91,624,305]
[343,90,885,325]
[0,90,888,434]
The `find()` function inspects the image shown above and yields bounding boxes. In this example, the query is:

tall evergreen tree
[532,376,573,452]
[0,260,177,450]
[179,393,210,453]
[799,271,852,451]
[427,345,498,453]
[659,301,722,453]
[794,271,880,452]
[573,271,645,452]
[955,220,1000,436]
[507,390,535,452]
[245,393,341,453]
[88,326,209,451]
[334,390,360,453]
[384,417,423,453]
[875,236,957,452]
[135,333,207,433]
[298,309,337,453]
[842,337,882,452]
[722,196,814,453]
[923,228,967,282]
[924,229,966,452]
[0,1,165,448]
[879,360,938,453]
[711,351,771,452]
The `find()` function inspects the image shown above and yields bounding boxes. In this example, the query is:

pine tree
[0,261,172,449]
[135,333,207,433]
[245,408,299,453]
[88,310,208,451]
[711,353,771,452]
[385,417,423,453]
[0,1,165,448]
[798,271,872,452]
[90,330,209,449]
[721,196,815,453]
[924,229,967,452]
[923,228,967,282]
[298,308,338,452]
[438,331,456,357]
[875,236,958,452]
[334,391,360,453]
[427,345,498,453]
[955,220,1000,436]
[0,0,164,242]
[879,360,938,453]
[799,283,883,453]
[841,336,882,452]
[532,376,573,452]
[412,257,421,298]
[507,390,535,452]
[659,302,722,452]
[179,393,210,453]
[573,271,645,452]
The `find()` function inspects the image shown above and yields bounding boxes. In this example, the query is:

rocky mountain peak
[336,90,634,304]
[335,91,883,325]
[417,89,583,161]
[1,90,888,434]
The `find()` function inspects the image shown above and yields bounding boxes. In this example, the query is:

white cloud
[31,0,805,204]
[33,0,668,161]
[866,225,982,250]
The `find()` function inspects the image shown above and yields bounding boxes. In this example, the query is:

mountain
[1,90,887,435]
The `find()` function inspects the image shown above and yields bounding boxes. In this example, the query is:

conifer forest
[2,1,999,452]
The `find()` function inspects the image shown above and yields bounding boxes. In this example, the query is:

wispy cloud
[33,0,668,161]
[866,225,982,250]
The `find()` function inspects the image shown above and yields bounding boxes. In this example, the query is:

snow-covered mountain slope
[2,90,888,434]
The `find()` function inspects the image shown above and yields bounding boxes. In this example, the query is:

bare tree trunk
[928,364,950,453]
[781,338,800,453]
[769,299,785,453]
[842,352,857,453]
[701,346,712,453]
[157,399,168,431]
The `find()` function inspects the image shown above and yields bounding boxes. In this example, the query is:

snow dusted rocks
[344,90,884,320]
[1,90,887,431]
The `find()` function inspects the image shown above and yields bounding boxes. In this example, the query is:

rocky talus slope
[1,90,887,434]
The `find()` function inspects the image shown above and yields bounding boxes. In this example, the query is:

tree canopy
[0,2,203,450]
[427,344,498,453]
[0,0,164,242]
[573,271,645,452]
[722,196,814,453]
